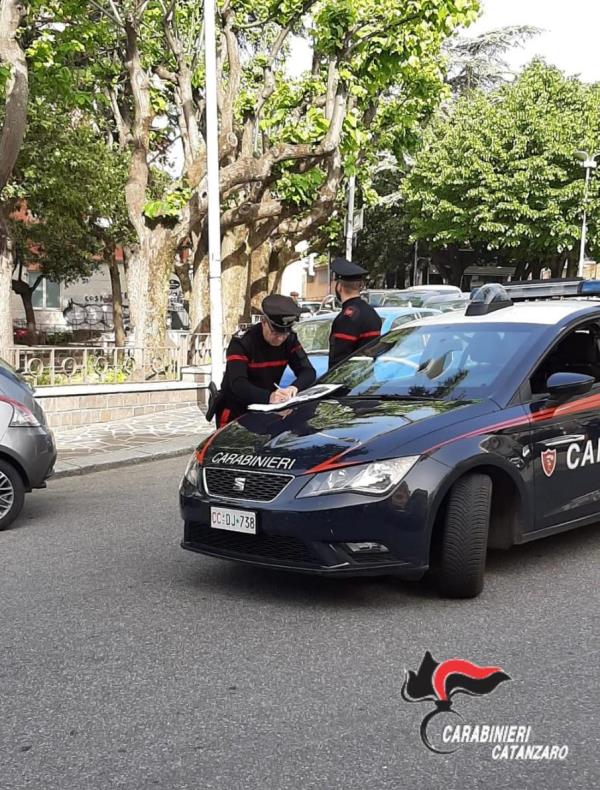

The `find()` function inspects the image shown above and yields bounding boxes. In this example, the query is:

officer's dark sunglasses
[265,317,294,335]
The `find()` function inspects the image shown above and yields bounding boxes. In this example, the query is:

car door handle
[541,435,586,447]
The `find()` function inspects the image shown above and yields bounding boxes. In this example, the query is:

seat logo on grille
[233,477,247,492]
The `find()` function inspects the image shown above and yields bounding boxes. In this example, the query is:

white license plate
[210,506,257,535]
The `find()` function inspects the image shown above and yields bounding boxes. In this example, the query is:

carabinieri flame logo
[402,651,511,753]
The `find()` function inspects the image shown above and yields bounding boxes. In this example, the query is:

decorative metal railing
[186,333,233,367]
[9,330,242,387]
[11,346,182,387]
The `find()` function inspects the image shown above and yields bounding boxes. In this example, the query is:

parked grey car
[0,357,56,529]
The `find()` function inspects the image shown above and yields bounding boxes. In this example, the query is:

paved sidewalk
[53,406,214,478]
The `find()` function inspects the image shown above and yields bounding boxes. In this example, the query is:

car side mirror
[546,371,594,401]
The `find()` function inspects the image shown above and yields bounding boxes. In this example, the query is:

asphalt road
[1,458,598,790]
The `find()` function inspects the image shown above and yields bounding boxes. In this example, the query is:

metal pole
[578,165,591,278]
[413,240,418,286]
[204,0,224,385]
[345,175,356,260]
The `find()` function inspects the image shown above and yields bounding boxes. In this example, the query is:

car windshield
[363,292,387,306]
[381,295,426,307]
[428,299,469,312]
[295,319,333,352]
[320,323,540,400]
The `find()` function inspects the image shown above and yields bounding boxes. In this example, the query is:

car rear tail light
[0,396,40,427]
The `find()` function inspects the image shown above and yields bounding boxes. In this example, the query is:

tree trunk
[189,252,209,333]
[248,241,271,315]
[0,0,28,360]
[107,252,126,348]
[0,215,13,359]
[10,264,40,345]
[0,0,28,191]
[269,254,285,293]
[268,244,296,294]
[221,227,249,335]
[513,260,528,280]
[175,254,192,302]
[145,229,179,350]
[22,288,36,345]
[566,256,578,278]
[12,282,36,345]
[125,248,149,348]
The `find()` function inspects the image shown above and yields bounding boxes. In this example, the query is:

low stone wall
[36,380,208,429]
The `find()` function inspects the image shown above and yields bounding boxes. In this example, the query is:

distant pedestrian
[290,291,300,304]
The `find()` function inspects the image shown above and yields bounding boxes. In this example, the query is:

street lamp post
[204,0,224,386]
[345,175,356,261]
[575,150,599,278]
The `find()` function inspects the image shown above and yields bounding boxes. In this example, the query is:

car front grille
[186,523,317,565]
[203,467,292,502]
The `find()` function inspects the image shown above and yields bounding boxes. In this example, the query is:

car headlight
[296,456,419,498]
[182,451,203,490]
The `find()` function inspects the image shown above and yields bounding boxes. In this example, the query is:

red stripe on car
[195,424,230,465]
[425,391,600,456]
[305,391,600,475]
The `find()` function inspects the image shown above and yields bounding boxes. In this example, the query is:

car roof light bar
[499,278,600,300]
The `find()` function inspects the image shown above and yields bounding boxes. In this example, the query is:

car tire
[0,459,25,531]
[438,472,492,599]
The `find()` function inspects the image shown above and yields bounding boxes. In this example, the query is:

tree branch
[87,0,122,26]
[344,11,423,58]
[221,10,242,138]
[106,86,132,148]
[107,0,124,26]
[253,0,314,122]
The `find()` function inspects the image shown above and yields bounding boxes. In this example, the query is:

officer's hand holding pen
[269,383,297,404]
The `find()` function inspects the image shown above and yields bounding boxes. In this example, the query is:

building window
[29,274,61,309]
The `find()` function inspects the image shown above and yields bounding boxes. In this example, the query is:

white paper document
[248,383,343,412]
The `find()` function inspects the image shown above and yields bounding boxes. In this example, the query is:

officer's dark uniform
[214,295,316,427]
[328,257,382,368]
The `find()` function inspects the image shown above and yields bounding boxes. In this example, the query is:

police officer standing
[212,295,316,427]
[328,257,382,368]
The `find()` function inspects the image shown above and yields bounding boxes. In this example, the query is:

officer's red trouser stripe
[218,408,231,427]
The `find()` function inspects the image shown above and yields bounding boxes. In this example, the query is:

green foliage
[4,0,482,304]
[10,101,132,285]
[144,184,193,220]
[276,167,326,207]
[403,62,600,263]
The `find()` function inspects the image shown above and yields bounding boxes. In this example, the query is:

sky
[467,0,600,83]
[289,0,600,83]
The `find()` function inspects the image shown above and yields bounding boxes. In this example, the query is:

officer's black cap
[330,256,367,281]
[262,294,301,331]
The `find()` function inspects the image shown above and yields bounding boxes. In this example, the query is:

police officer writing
[215,295,316,427]
[328,257,382,368]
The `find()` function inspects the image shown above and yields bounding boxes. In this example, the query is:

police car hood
[204,396,499,474]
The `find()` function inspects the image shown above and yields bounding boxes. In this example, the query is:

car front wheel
[438,472,492,599]
[0,459,25,531]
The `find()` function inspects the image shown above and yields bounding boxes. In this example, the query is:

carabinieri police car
[180,280,600,598]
